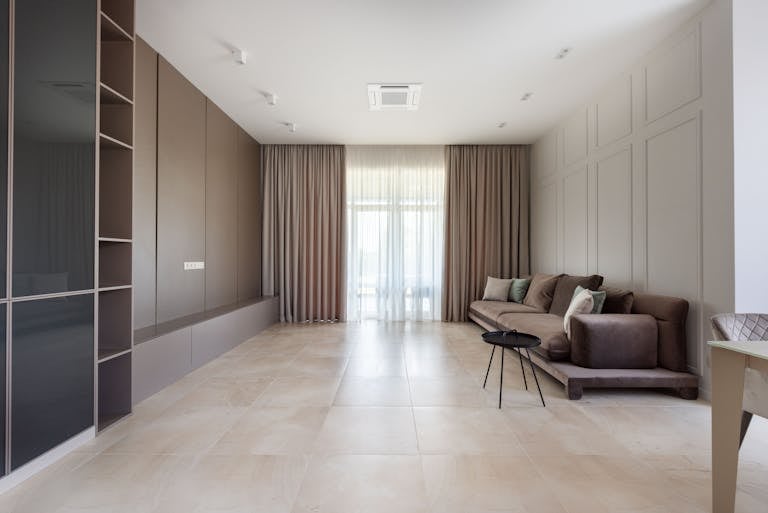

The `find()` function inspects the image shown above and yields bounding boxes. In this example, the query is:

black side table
[482,330,546,408]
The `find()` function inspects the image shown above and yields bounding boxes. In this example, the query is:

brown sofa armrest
[569,314,658,369]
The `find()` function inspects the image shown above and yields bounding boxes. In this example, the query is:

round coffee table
[482,330,546,408]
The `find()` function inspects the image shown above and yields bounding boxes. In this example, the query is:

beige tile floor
[1,321,768,512]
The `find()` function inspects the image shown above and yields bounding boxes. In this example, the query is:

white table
[709,340,768,513]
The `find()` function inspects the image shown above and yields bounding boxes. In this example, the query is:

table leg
[516,348,528,390]
[711,346,746,513]
[499,347,504,409]
[524,348,546,407]
[483,345,496,389]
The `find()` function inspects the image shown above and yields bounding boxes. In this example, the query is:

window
[346,147,445,321]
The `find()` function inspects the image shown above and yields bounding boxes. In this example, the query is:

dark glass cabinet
[12,0,96,297]
[11,295,94,469]
[7,0,97,472]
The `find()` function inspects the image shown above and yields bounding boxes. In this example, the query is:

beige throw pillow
[563,289,595,337]
[482,277,514,301]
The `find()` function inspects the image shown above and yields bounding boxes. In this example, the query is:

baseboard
[0,427,96,495]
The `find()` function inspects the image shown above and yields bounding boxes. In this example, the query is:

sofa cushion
[632,293,689,371]
[574,285,607,314]
[509,278,532,303]
[469,300,543,327]
[482,276,514,301]
[549,274,604,317]
[569,314,658,369]
[522,273,562,312]
[563,289,595,337]
[496,312,570,361]
[600,287,634,314]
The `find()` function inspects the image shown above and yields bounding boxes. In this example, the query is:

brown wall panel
[204,100,238,309]
[237,128,261,301]
[133,37,158,329]
[156,57,206,323]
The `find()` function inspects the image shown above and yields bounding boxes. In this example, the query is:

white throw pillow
[482,276,514,301]
[563,289,595,337]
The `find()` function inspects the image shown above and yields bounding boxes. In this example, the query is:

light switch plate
[183,261,205,271]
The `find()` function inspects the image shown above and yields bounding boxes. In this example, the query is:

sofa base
[469,313,699,400]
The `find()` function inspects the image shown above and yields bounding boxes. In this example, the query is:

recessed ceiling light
[497,122,507,128]
[232,48,247,65]
[287,123,297,133]
[266,93,278,106]
[520,92,533,101]
[555,47,572,60]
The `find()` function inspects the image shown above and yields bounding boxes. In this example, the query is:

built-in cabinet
[0,0,134,480]
[134,38,263,331]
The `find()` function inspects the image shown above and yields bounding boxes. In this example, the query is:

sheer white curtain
[346,146,445,321]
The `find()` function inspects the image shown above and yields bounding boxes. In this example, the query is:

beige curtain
[442,145,530,321]
[262,145,346,322]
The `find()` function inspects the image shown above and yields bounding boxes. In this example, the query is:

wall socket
[183,261,205,271]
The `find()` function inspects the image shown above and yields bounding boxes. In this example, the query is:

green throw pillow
[509,278,532,303]
[573,285,606,314]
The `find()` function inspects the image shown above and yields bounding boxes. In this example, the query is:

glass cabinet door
[12,0,96,297]
[11,295,93,470]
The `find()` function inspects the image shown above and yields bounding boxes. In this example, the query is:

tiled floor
[1,321,768,512]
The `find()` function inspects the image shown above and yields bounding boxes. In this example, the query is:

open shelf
[99,240,132,289]
[98,288,132,360]
[100,82,133,105]
[100,12,133,42]
[101,40,134,101]
[96,0,134,439]
[99,237,132,243]
[101,0,134,36]
[99,133,132,151]
[99,147,132,239]
[100,102,133,146]
[98,351,132,431]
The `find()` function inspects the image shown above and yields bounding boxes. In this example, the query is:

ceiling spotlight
[266,93,278,106]
[287,123,297,133]
[555,47,572,60]
[497,122,507,129]
[233,49,247,65]
[520,92,533,101]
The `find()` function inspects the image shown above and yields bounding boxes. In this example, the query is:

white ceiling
[136,0,710,145]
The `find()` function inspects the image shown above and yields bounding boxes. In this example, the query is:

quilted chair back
[711,313,768,419]
[711,313,768,342]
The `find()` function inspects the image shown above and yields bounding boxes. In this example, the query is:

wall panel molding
[561,108,589,167]
[644,114,703,374]
[562,167,589,275]
[595,75,633,149]
[644,24,702,124]
[595,146,633,287]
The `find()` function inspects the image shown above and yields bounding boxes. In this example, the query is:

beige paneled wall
[530,0,734,392]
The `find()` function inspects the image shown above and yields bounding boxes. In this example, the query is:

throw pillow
[549,274,604,317]
[482,276,514,301]
[522,273,562,311]
[573,285,607,314]
[508,278,532,303]
[563,289,595,337]
[600,287,635,314]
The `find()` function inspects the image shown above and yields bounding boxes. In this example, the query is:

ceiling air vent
[368,84,422,111]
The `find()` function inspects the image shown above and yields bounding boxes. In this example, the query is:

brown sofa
[468,273,700,399]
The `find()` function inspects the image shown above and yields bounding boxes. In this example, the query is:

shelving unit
[97,0,134,432]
